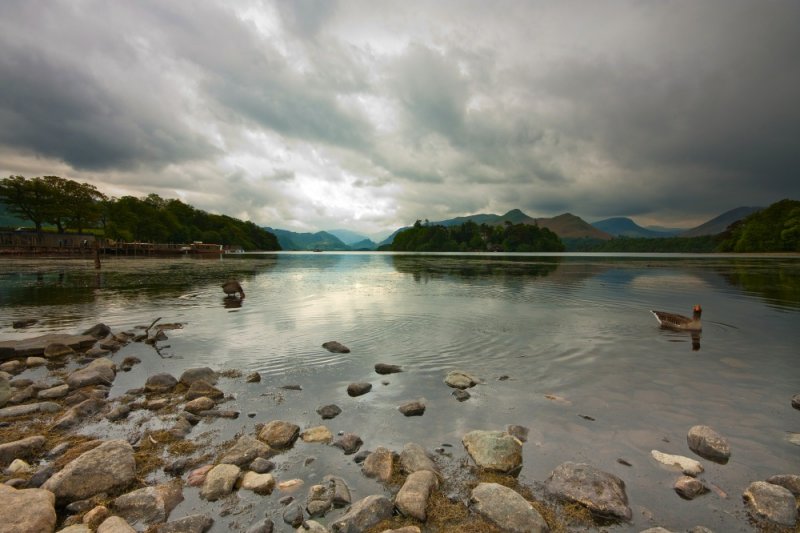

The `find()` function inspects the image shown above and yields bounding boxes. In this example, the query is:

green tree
[0,175,51,231]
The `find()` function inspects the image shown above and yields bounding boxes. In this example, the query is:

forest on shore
[0,175,280,251]
[387,219,565,252]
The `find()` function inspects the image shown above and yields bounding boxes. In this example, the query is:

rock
[240,472,275,495]
[42,440,136,505]
[12,318,37,329]
[0,373,10,407]
[26,356,47,367]
[278,479,304,492]
[185,380,224,401]
[301,426,333,443]
[249,458,275,474]
[1,361,24,374]
[83,506,111,529]
[399,442,438,475]
[297,521,328,533]
[282,502,304,528]
[9,384,36,404]
[316,404,341,419]
[112,483,183,530]
[687,425,731,463]
[245,518,274,533]
[322,341,350,353]
[154,514,214,533]
[258,420,300,448]
[322,475,351,508]
[507,425,529,443]
[330,495,393,533]
[184,396,215,414]
[84,347,111,359]
[792,393,800,410]
[1,333,96,360]
[470,482,548,533]
[380,528,420,533]
[544,462,632,521]
[374,363,402,374]
[742,481,797,527]
[452,389,470,402]
[97,516,136,533]
[107,404,132,422]
[120,357,141,372]
[396,470,439,521]
[765,474,800,496]
[6,458,31,474]
[353,450,370,464]
[674,476,709,499]
[44,342,75,358]
[0,401,60,419]
[398,400,425,416]
[246,372,261,383]
[0,435,46,465]
[67,358,116,389]
[306,481,335,517]
[0,484,56,533]
[650,450,704,476]
[145,373,178,393]
[444,371,478,389]
[200,464,240,501]
[38,384,70,400]
[83,324,112,339]
[27,464,56,488]
[347,382,372,397]
[52,397,106,430]
[219,435,273,466]
[333,433,363,455]
[179,367,218,387]
[362,447,394,482]
[56,526,92,533]
[187,465,214,487]
[462,430,522,475]
[640,529,675,533]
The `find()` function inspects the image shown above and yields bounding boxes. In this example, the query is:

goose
[222,280,245,299]
[651,305,702,331]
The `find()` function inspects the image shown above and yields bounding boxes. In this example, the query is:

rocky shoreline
[0,324,798,532]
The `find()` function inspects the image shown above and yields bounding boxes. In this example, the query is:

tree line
[716,199,800,252]
[388,219,565,252]
[0,175,280,251]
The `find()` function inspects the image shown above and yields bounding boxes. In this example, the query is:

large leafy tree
[0,175,52,231]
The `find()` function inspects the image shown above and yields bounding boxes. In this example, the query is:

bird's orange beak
[693,304,702,312]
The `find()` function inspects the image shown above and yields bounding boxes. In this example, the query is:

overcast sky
[1,1,798,235]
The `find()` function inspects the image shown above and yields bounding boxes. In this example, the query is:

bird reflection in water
[222,280,245,309]
[223,297,243,309]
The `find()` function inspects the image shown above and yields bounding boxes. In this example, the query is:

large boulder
[42,440,136,504]
[470,482,549,533]
[544,462,631,521]
[330,495,393,533]
[462,430,522,475]
[686,425,731,463]
[112,483,184,531]
[742,481,797,527]
[0,484,57,533]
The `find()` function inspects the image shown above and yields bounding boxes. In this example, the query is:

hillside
[266,228,350,251]
[717,199,800,252]
[680,206,762,237]
[592,217,678,238]
[535,213,612,240]
[328,229,371,246]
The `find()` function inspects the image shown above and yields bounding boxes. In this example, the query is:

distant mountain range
[264,227,377,251]
[590,206,763,239]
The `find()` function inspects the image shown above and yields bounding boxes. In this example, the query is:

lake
[1,252,799,532]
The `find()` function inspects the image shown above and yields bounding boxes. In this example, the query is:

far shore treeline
[388,219,565,252]
[0,175,280,251]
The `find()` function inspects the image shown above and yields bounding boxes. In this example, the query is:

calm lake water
[1,253,799,532]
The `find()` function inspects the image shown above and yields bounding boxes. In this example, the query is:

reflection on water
[1,252,799,532]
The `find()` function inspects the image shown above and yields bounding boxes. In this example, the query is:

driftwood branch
[144,317,162,336]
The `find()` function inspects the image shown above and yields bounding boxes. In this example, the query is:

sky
[1,1,798,237]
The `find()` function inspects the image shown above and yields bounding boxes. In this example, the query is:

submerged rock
[462,430,522,475]
[650,450,704,476]
[398,400,426,416]
[470,482,548,533]
[444,371,478,389]
[674,476,709,500]
[333,433,363,455]
[347,382,372,397]
[687,425,730,463]
[374,363,402,374]
[544,462,632,521]
[742,481,797,527]
[322,341,350,353]
[316,404,341,419]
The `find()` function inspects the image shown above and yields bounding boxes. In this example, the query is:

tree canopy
[390,219,564,252]
[717,199,800,252]
[0,175,280,251]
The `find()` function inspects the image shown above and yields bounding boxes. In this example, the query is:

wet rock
[544,462,632,521]
[67,358,116,389]
[179,368,218,387]
[12,318,37,329]
[0,483,55,531]
[200,464,241,501]
[246,372,261,383]
[742,481,797,527]
[444,371,478,389]
[792,393,800,410]
[470,482,548,533]
[362,447,394,482]
[396,470,439,521]
[107,404,132,422]
[97,516,136,533]
[38,383,70,400]
[381,528,420,533]
[184,396,215,414]
[347,382,372,397]
[674,476,709,499]
[507,424,529,443]
[112,483,184,530]
[375,363,402,374]
[352,450,370,464]
[452,389,470,402]
[333,433,363,455]
[462,430,522,475]
[145,373,178,394]
[219,435,273,466]
[331,495,393,533]
[245,518,274,533]
[297,521,328,533]
[322,341,350,353]
[281,384,302,391]
[9,384,36,404]
[650,450,704,476]
[0,435,46,465]
[398,400,425,416]
[26,356,47,367]
[5,458,32,474]
[259,420,300,448]
[0,361,24,374]
[56,526,92,533]
[240,472,275,495]
[0,373,10,407]
[306,481,335,517]
[0,401,60,419]
[27,463,56,488]
[185,381,224,401]
[278,479,304,493]
[120,357,141,372]
[83,323,112,339]
[301,426,333,443]
[687,425,731,463]
[84,346,111,359]
[322,475,351,508]
[282,502,305,528]
[187,465,214,487]
[640,528,675,533]
[169,417,193,439]
[765,474,800,496]
[399,442,438,475]
[316,404,341,419]
[154,514,214,533]
[42,440,137,504]
[52,397,106,430]
[249,458,275,474]
[197,409,239,419]
[44,342,75,358]
[84,505,112,529]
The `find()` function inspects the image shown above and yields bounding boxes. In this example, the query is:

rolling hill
[592,217,680,238]
[680,206,763,237]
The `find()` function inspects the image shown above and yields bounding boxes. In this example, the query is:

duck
[651,305,702,331]
[221,280,245,299]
